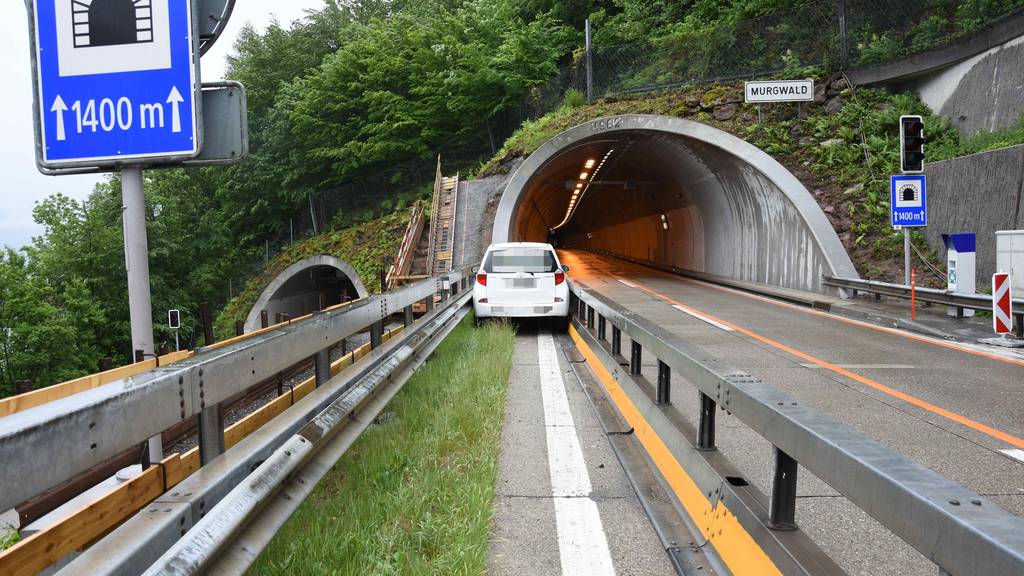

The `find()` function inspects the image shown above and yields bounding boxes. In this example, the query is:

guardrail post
[1016,314,1023,339]
[769,447,798,531]
[370,321,384,349]
[697,393,716,450]
[597,315,606,340]
[198,403,224,466]
[612,326,621,355]
[234,320,244,336]
[314,348,331,387]
[656,360,671,404]
[630,340,642,376]
[587,306,595,329]
[260,310,269,328]
[425,295,434,313]
[403,304,414,327]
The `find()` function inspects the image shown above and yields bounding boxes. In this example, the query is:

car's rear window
[483,248,558,273]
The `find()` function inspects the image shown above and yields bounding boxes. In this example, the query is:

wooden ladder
[426,156,459,277]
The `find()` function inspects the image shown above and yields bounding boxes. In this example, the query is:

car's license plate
[508,278,536,289]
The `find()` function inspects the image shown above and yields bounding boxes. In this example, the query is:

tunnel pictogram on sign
[72,0,154,48]
[993,272,1013,334]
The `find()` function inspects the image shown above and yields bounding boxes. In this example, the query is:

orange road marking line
[675,272,1024,368]
[621,278,1024,451]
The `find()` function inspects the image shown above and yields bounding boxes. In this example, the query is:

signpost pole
[904,227,911,286]
[122,165,161,461]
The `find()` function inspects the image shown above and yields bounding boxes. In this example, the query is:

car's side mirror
[472,265,480,274]
[561,264,570,272]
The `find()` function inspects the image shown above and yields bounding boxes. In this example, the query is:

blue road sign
[30,0,200,169]
[890,174,927,228]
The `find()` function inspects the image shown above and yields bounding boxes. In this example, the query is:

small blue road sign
[30,0,200,169]
[890,174,927,228]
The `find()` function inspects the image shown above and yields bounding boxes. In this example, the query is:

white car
[473,242,570,325]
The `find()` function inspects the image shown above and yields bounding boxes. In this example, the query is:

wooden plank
[0,465,166,576]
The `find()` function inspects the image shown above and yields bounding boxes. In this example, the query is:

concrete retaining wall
[909,36,1024,135]
[923,145,1024,281]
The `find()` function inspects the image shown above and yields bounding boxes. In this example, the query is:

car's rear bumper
[474,300,569,318]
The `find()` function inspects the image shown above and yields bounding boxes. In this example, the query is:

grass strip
[250,315,515,575]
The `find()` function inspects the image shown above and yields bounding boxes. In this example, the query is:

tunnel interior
[244,256,369,331]
[265,266,357,320]
[497,116,857,292]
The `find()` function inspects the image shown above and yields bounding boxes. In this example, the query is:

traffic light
[900,115,924,173]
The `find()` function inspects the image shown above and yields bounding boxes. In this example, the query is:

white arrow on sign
[166,87,183,133]
[50,95,67,141]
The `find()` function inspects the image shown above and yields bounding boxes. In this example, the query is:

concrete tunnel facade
[491,114,858,292]
[243,255,369,332]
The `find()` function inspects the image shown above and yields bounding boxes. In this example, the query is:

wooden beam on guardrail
[0,325,405,575]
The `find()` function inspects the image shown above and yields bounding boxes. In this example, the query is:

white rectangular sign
[744,79,814,103]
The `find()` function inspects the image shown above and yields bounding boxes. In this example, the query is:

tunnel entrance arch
[243,255,369,332]
[492,114,858,293]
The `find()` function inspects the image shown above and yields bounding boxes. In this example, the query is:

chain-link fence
[547,0,1024,105]
[845,0,1024,66]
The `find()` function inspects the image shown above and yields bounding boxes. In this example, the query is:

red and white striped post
[992,272,1012,335]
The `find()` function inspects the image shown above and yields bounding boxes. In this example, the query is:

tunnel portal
[244,255,369,332]
[491,115,858,292]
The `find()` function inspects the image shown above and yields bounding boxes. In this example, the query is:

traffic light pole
[122,165,162,462]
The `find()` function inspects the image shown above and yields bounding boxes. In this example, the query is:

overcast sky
[0,0,324,249]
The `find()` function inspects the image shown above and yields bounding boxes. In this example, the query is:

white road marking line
[1001,448,1024,463]
[617,279,638,288]
[798,363,915,369]
[671,304,736,332]
[538,332,615,576]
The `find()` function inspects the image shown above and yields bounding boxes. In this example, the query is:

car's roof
[486,242,554,250]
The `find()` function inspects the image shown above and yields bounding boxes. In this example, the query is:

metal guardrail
[568,281,1024,576]
[0,269,472,515]
[824,275,1024,337]
[61,286,472,575]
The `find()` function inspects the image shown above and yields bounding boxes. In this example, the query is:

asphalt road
[486,322,680,576]
[558,249,1024,576]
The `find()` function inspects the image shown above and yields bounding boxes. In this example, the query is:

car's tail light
[477,273,487,286]
[554,297,564,302]
[479,298,488,303]
[554,271,565,285]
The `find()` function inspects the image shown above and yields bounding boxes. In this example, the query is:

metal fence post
[697,392,716,450]
[370,321,384,349]
[404,304,414,327]
[837,0,849,68]
[198,403,224,466]
[612,326,621,355]
[587,306,595,329]
[585,19,594,102]
[314,348,331,387]
[597,315,606,341]
[425,295,434,313]
[769,447,798,530]
[656,360,671,404]
[630,340,642,376]
[199,302,214,346]
[260,310,269,328]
